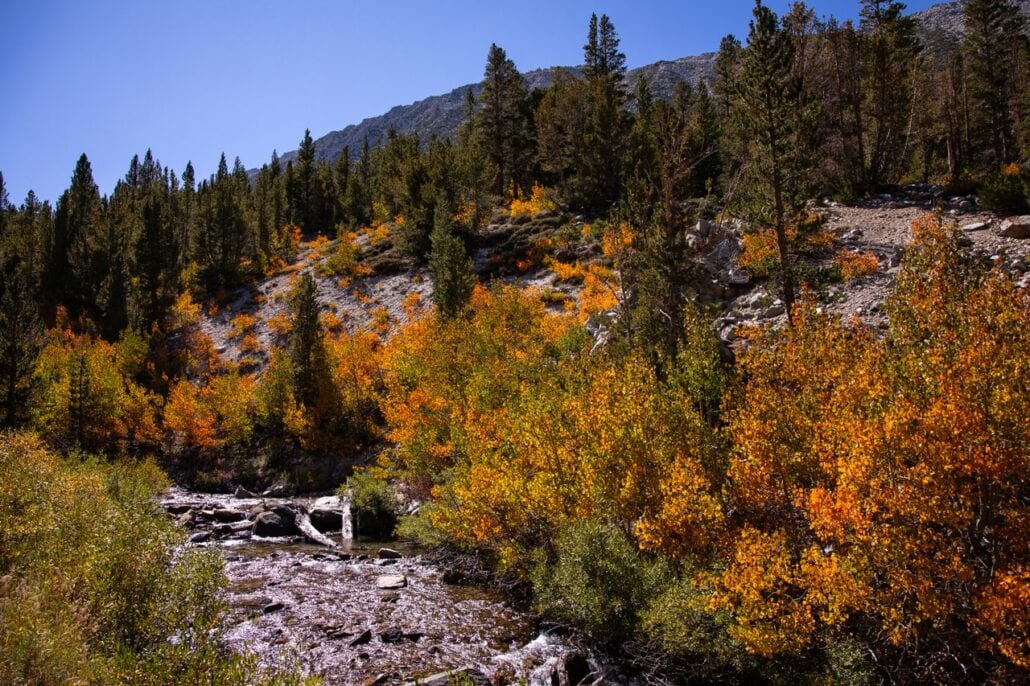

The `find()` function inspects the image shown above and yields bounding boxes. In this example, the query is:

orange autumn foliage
[709,215,1029,677]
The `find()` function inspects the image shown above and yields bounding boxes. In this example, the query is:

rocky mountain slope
[269,0,1029,170]
[916,0,1030,51]
[274,53,717,168]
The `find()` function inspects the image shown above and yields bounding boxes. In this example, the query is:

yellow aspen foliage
[30,329,160,451]
[509,183,558,217]
[380,285,578,498]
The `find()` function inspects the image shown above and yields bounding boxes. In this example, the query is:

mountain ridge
[265,0,1028,171]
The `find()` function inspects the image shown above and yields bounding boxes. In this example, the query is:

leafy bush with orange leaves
[379,285,581,499]
[835,249,878,280]
[229,313,257,340]
[163,372,257,449]
[509,183,558,217]
[708,215,1029,681]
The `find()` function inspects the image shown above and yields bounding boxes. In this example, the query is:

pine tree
[456,89,496,230]
[0,262,42,427]
[963,0,1027,169]
[429,196,476,319]
[477,44,534,198]
[581,13,629,211]
[287,273,336,424]
[859,0,920,188]
[291,129,320,233]
[731,0,820,321]
[46,154,103,323]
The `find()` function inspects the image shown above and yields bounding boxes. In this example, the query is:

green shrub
[0,431,315,685]
[979,166,1029,214]
[531,518,668,643]
[342,470,401,539]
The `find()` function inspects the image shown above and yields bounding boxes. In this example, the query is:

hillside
[269,0,1029,169]
[273,53,718,169]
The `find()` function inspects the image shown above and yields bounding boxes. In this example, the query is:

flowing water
[161,489,589,685]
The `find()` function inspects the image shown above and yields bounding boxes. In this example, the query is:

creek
[161,488,596,685]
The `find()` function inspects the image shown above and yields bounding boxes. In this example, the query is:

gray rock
[961,221,990,232]
[726,267,751,285]
[213,508,247,522]
[707,237,742,267]
[349,629,373,647]
[234,485,258,499]
[999,216,1030,239]
[379,627,422,643]
[762,304,786,319]
[189,531,211,544]
[418,667,490,686]
[253,511,293,537]
[262,601,285,614]
[378,547,402,559]
[375,574,407,590]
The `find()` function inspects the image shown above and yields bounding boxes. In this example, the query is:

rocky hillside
[270,0,1029,170]
[274,53,718,168]
[199,192,1030,375]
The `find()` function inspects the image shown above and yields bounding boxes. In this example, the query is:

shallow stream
[162,489,589,685]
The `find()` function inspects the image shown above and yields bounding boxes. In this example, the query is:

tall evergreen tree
[287,273,337,431]
[477,44,534,198]
[731,0,820,321]
[46,154,103,322]
[429,196,477,318]
[963,0,1027,169]
[859,0,920,188]
[581,13,629,211]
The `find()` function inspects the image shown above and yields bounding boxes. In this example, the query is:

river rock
[234,485,258,499]
[999,216,1030,239]
[961,221,990,232]
[379,627,422,643]
[376,574,407,590]
[549,653,592,686]
[309,496,342,532]
[377,547,403,560]
[253,511,293,537]
[213,508,247,522]
[262,601,285,614]
[349,629,373,647]
[418,666,490,686]
[189,531,211,544]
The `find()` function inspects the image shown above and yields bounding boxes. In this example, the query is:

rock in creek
[253,511,292,537]
[377,547,402,560]
[234,485,258,499]
[376,574,407,590]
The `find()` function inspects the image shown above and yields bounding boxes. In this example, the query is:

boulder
[213,508,247,522]
[253,511,293,537]
[725,267,750,285]
[309,496,343,532]
[349,629,372,647]
[375,574,407,590]
[262,601,285,614]
[999,216,1030,239]
[234,485,258,499]
[377,547,403,560]
[189,531,211,544]
[379,627,422,644]
[549,653,592,686]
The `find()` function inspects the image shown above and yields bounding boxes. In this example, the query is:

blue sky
[0,0,937,204]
